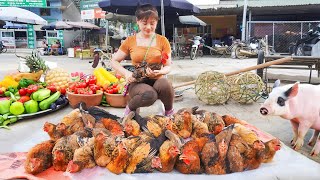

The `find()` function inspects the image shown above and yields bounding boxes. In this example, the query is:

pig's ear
[284,82,299,98]
[273,79,281,88]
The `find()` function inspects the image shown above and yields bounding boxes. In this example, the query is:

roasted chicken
[221,114,243,126]
[43,122,64,141]
[61,108,82,126]
[24,140,55,175]
[101,118,124,137]
[106,142,130,175]
[122,112,140,137]
[66,138,96,173]
[158,130,181,173]
[132,61,162,82]
[175,134,214,174]
[93,132,116,167]
[260,138,281,163]
[201,125,233,175]
[172,110,194,139]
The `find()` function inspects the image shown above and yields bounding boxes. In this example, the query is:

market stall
[0,53,320,179]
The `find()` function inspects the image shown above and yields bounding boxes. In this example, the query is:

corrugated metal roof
[237,0,320,7]
[195,0,320,10]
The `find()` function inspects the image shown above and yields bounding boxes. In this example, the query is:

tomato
[47,85,57,93]
[18,88,28,96]
[89,84,100,92]
[112,87,118,94]
[76,82,87,88]
[87,75,97,85]
[85,89,93,95]
[0,89,4,96]
[60,88,66,95]
[18,96,30,103]
[68,83,76,92]
[27,85,38,94]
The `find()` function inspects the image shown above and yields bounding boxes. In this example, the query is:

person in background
[50,39,61,55]
[110,4,174,116]
[42,40,48,52]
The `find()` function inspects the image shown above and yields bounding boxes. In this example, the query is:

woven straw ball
[195,71,230,105]
[229,72,265,104]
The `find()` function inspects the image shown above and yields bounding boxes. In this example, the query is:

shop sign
[94,8,106,19]
[81,9,95,20]
[80,0,100,10]
[27,24,35,49]
[0,0,47,8]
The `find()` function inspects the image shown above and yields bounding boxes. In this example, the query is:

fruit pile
[45,68,70,90]
[0,78,68,128]
[67,72,101,95]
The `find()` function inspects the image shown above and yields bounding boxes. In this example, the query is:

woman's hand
[125,71,136,83]
[146,67,163,78]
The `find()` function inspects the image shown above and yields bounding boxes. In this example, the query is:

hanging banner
[0,0,47,8]
[80,0,100,10]
[27,24,35,49]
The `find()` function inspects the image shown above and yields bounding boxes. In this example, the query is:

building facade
[0,0,81,49]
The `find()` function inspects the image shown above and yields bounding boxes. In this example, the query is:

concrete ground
[0,52,319,164]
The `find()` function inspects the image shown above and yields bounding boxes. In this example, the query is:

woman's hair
[135,4,159,21]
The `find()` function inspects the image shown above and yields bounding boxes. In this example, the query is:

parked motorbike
[189,35,204,60]
[177,43,191,59]
[0,41,7,54]
[292,25,320,56]
[233,37,273,59]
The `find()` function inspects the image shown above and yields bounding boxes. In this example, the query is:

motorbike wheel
[295,44,304,56]
[210,49,217,56]
[199,50,204,57]
[1,46,7,53]
[235,46,246,59]
[190,47,197,60]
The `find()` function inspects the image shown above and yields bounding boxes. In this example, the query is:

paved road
[0,53,319,163]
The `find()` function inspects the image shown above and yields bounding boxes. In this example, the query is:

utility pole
[241,0,248,41]
[160,0,165,36]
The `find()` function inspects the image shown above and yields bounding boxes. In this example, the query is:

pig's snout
[260,107,269,115]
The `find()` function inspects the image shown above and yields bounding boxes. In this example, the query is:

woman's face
[137,17,158,36]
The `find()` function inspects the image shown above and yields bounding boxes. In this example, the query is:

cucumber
[39,91,61,111]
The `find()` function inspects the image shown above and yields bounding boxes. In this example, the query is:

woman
[110,4,174,116]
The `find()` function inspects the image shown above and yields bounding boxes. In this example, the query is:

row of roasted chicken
[24,105,281,175]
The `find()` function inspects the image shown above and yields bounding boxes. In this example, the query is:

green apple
[10,102,25,115]
[24,100,39,114]
[0,100,11,115]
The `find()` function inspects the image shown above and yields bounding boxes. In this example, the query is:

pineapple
[45,68,70,90]
[25,52,48,73]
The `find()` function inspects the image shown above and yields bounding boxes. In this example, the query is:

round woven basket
[195,71,230,105]
[229,72,265,104]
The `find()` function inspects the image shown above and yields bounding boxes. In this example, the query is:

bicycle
[90,46,135,72]
[91,48,113,69]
